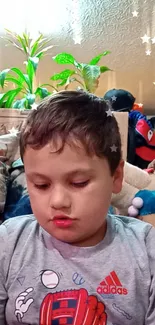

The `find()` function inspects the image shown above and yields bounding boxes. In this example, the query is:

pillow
[0,162,8,217]
[0,133,19,218]
[3,161,33,220]
[0,133,19,165]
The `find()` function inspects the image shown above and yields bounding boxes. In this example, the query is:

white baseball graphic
[41,270,59,289]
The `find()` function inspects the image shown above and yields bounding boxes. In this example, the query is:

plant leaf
[74,61,82,70]
[36,52,44,59]
[0,88,22,108]
[52,52,77,65]
[37,38,51,49]
[0,69,10,88]
[100,66,111,73]
[57,79,68,87]
[36,45,54,58]
[5,28,17,37]
[29,57,39,73]
[5,75,25,88]
[82,64,100,93]
[23,32,29,47]
[30,34,43,56]
[25,59,36,92]
[30,41,39,57]
[0,93,7,107]
[64,77,76,90]
[89,51,111,65]
[4,29,18,42]
[5,88,22,108]
[3,29,25,53]
[37,40,52,51]
[39,83,58,92]
[26,93,36,105]
[16,35,27,54]
[11,68,31,91]
[0,93,5,100]
[4,38,24,52]
[13,98,27,109]
[35,87,50,99]
[51,69,75,81]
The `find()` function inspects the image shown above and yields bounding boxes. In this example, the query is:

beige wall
[0,0,155,114]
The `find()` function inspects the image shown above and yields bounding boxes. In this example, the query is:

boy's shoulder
[0,215,38,239]
[108,213,154,238]
[108,214,155,258]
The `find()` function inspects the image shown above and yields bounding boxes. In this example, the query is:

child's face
[24,140,124,247]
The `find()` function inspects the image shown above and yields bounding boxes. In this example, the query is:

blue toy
[128,189,155,217]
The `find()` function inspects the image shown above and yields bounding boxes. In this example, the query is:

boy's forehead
[24,142,107,176]
[26,167,96,179]
[25,139,94,160]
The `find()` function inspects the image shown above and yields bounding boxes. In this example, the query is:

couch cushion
[0,133,19,165]
[0,133,19,218]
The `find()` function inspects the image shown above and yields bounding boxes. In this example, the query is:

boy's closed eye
[34,180,90,190]
[34,184,50,190]
[71,180,89,188]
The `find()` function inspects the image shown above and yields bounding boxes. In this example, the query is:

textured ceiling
[0,0,155,113]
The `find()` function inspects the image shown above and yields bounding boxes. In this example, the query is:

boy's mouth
[53,215,74,228]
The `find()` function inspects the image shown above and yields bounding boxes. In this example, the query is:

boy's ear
[112,159,124,194]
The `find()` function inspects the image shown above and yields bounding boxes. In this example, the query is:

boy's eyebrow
[27,172,50,179]
[27,168,94,179]
[66,168,95,176]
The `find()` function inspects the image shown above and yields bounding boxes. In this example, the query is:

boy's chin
[51,230,82,246]
[50,229,105,248]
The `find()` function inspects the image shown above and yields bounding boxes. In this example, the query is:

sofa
[0,112,33,222]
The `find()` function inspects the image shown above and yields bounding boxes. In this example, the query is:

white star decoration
[152,37,155,44]
[74,35,82,45]
[8,127,19,136]
[138,103,143,108]
[111,95,117,102]
[146,50,151,56]
[106,108,113,117]
[141,34,150,43]
[31,103,38,110]
[132,11,138,17]
[110,144,117,153]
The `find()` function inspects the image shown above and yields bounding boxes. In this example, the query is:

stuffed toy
[111,160,155,222]
[128,111,155,169]
[104,89,155,169]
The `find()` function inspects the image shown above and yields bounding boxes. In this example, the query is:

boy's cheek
[26,186,44,206]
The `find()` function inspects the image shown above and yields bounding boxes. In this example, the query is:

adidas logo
[97,271,128,296]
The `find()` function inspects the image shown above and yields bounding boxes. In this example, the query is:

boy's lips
[53,215,75,228]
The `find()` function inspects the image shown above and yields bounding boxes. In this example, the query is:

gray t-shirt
[0,214,155,325]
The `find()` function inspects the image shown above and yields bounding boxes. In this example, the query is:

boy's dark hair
[20,90,122,175]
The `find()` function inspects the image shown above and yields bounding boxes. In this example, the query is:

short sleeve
[0,223,8,325]
[145,226,155,324]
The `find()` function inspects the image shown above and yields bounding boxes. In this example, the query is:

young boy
[0,90,155,325]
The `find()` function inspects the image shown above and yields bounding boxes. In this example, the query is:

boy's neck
[69,220,107,248]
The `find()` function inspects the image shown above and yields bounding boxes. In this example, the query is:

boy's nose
[50,185,71,210]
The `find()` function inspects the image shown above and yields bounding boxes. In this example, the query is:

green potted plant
[51,51,111,93]
[0,30,56,133]
[0,29,111,110]
[0,30,55,109]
